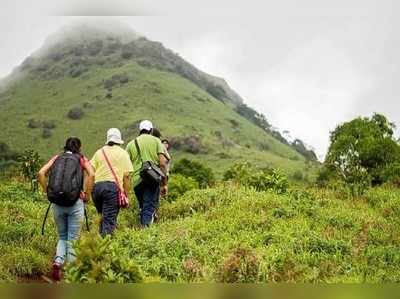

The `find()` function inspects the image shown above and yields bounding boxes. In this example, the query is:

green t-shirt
[126,134,165,187]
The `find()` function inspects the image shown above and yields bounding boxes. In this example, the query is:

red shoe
[52,262,62,282]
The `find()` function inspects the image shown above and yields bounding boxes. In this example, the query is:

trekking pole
[84,205,90,232]
[41,203,52,236]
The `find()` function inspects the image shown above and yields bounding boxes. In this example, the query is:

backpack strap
[101,148,122,192]
[134,139,144,164]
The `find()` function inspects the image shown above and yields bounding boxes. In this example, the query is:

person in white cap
[90,128,133,236]
[126,120,169,227]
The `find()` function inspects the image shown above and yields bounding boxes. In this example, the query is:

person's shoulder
[126,139,135,147]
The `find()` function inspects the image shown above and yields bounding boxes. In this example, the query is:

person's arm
[159,154,168,196]
[82,160,95,201]
[37,156,58,193]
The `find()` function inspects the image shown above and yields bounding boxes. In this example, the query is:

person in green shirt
[126,120,168,227]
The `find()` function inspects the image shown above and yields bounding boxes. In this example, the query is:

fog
[1,1,399,159]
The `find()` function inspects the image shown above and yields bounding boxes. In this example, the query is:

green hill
[0,21,317,177]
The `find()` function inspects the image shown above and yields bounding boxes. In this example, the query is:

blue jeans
[53,199,84,265]
[134,182,160,226]
[92,182,120,236]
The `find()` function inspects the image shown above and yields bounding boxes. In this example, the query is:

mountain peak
[36,19,141,58]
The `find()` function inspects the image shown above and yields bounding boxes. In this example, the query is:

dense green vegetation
[1,177,400,282]
[320,113,400,195]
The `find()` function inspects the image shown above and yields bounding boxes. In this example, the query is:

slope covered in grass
[1,180,400,282]
[0,22,317,178]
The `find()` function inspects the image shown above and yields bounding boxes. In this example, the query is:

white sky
[1,1,399,159]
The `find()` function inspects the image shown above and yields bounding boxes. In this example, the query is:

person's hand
[161,185,168,197]
[80,191,89,203]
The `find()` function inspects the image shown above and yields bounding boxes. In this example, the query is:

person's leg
[134,183,144,213]
[100,182,120,236]
[53,205,68,265]
[92,183,104,234]
[140,184,160,227]
[66,199,84,263]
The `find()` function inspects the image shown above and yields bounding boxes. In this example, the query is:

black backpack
[47,153,83,207]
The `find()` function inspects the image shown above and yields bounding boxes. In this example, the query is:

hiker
[38,137,94,281]
[151,130,172,222]
[90,128,133,236]
[161,138,172,180]
[152,128,172,181]
[126,120,168,227]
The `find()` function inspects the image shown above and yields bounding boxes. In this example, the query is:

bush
[103,74,129,90]
[169,135,206,154]
[218,248,260,283]
[121,42,137,59]
[224,162,289,194]
[42,128,52,139]
[65,232,144,283]
[67,107,84,120]
[87,40,103,56]
[0,142,19,162]
[173,159,214,188]
[83,102,93,109]
[291,170,305,181]
[42,120,56,129]
[205,84,226,102]
[27,119,41,129]
[69,66,87,78]
[19,149,42,191]
[167,174,199,202]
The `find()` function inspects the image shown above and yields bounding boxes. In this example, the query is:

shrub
[67,107,84,120]
[103,79,115,90]
[27,119,41,129]
[167,174,199,202]
[65,232,144,283]
[87,40,103,56]
[69,66,87,78]
[217,248,260,283]
[42,128,52,139]
[169,135,206,154]
[103,74,129,90]
[104,40,122,55]
[83,102,93,109]
[291,170,305,181]
[42,120,56,129]
[229,119,240,129]
[18,149,42,191]
[182,259,203,282]
[206,84,226,102]
[224,162,289,194]
[121,42,137,59]
[173,159,214,188]
[0,142,19,162]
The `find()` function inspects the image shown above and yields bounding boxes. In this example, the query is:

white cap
[139,120,153,132]
[105,128,124,145]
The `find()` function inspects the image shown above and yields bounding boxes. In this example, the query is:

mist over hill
[0,20,318,177]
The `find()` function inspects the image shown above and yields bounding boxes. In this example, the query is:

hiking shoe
[51,262,62,282]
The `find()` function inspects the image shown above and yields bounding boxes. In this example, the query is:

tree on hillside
[291,139,318,161]
[325,113,400,191]
[172,159,214,188]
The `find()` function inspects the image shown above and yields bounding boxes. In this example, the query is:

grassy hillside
[1,180,400,282]
[0,24,317,177]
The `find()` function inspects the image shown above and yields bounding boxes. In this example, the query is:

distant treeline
[235,104,318,161]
